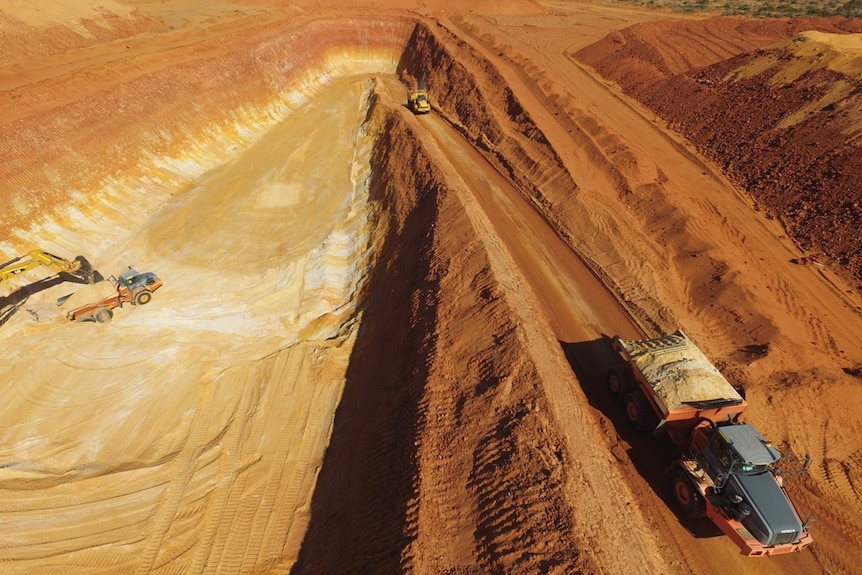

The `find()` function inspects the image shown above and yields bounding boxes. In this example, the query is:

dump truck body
[609,331,747,431]
[607,330,813,556]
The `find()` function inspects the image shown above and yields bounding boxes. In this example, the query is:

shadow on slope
[0,264,104,327]
[291,102,444,574]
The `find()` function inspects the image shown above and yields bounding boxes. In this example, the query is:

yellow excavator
[0,249,97,325]
[0,249,94,287]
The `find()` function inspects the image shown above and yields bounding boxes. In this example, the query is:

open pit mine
[2,3,862,575]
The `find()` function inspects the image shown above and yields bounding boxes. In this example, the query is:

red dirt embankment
[295,25,671,571]
[574,16,862,284]
[294,96,592,574]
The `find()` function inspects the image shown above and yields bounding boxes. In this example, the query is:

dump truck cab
[116,269,162,305]
[690,424,811,553]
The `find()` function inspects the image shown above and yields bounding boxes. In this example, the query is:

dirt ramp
[397,22,577,212]
[293,97,595,574]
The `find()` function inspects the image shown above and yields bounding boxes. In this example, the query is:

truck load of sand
[618,331,744,414]
[59,280,117,313]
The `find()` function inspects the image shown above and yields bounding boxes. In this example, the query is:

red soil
[2,3,862,575]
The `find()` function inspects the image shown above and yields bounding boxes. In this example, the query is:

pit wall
[292,84,593,574]
[291,91,442,573]
[0,17,414,254]
[1,16,579,274]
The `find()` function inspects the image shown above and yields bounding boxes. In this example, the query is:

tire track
[134,381,228,575]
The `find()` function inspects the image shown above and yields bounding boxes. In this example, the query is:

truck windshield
[735,462,770,475]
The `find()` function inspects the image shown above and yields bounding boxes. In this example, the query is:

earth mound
[574,16,862,284]
[0,1,165,67]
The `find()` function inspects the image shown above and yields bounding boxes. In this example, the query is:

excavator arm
[0,249,97,327]
[0,250,92,284]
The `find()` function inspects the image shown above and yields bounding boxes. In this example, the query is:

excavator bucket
[71,256,97,283]
[56,256,101,284]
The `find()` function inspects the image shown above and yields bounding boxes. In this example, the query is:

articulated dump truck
[407,89,431,114]
[60,269,162,323]
[606,330,813,556]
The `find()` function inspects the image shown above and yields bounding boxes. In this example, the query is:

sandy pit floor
[1,1,862,574]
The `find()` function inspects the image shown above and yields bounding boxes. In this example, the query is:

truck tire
[607,368,629,401]
[622,391,656,431]
[670,469,707,518]
[94,308,113,323]
[135,291,152,305]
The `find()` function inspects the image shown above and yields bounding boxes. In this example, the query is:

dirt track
[2,1,862,574]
